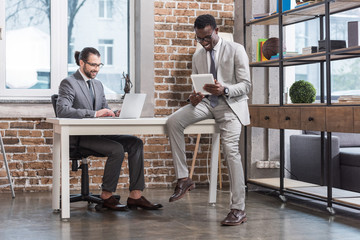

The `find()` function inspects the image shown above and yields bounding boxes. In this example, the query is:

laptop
[118,93,146,119]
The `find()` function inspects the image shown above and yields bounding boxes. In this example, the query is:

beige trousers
[166,97,246,210]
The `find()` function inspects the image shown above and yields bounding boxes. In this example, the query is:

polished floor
[1,187,360,240]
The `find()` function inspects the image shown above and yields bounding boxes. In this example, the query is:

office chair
[51,94,119,210]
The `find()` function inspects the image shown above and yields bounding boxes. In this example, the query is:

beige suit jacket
[192,39,251,125]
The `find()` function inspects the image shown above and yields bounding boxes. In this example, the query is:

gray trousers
[77,135,145,193]
[167,97,246,210]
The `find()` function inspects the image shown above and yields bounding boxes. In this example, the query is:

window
[99,39,114,66]
[286,8,360,102]
[0,0,131,99]
[99,0,114,19]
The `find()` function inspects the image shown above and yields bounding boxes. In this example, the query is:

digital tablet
[190,74,215,95]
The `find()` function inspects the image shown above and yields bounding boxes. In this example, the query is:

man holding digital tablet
[166,14,251,226]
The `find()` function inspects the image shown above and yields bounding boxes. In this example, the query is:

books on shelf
[295,1,316,8]
[257,38,268,62]
[269,52,299,60]
[338,95,360,103]
[277,0,291,12]
[253,12,271,19]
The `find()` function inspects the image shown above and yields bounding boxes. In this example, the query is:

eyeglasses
[195,30,215,43]
[84,60,104,68]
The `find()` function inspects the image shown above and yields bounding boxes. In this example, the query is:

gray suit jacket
[192,39,251,125]
[56,70,109,118]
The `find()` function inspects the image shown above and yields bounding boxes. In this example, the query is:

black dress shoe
[127,196,163,210]
[169,177,195,202]
[102,196,128,211]
[221,209,247,226]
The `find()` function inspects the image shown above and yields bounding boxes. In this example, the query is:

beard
[83,66,98,79]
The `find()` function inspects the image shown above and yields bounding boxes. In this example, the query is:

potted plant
[289,80,316,103]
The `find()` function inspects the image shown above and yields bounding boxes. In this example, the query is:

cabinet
[243,0,360,213]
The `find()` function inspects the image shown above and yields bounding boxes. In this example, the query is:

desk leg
[61,127,70,220]
[52,132,61,212]
[209,133,220,205]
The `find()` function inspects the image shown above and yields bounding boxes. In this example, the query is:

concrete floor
[1,187,360,240]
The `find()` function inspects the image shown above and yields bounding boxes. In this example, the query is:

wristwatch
[223,87,229,97]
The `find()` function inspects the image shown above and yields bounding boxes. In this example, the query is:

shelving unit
[243,0,360,213]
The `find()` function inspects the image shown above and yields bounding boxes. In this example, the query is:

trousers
[77,135,145,192]
[166,97,246,210]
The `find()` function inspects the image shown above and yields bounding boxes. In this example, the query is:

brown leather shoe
[169,177,195,202]
[127,196,163,210]
[221,209,247,226]
[102,196,128,211]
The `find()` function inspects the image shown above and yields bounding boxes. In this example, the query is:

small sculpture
[123,72,133,94]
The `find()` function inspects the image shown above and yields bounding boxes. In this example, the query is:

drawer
[301,107,326,131]
[278,107,301,129]
[258,107,279,129]
[326,107,353,133]
[354,107,360,133]
[249,106,259,127]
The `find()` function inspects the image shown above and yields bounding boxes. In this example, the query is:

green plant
[289,80,316,103]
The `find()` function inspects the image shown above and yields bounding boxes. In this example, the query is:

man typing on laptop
[56,47,162,211]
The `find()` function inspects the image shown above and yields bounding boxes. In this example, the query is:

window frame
[0,0,133,101]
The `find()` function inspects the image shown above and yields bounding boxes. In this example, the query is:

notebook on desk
[118,93,146,119]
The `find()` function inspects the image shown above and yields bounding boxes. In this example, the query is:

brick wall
[0,0,235,193]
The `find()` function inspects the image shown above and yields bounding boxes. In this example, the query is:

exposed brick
[43,130,53,137]
[154,46,166,53]
[154,2,164,8]
[10,122,34,129]
[0,122,9,129]
[170,54,192,61]
[164,62,175,68]
[165,32,177,38]
[154,54,170,61]
[154,16,165,22]
[165,2,176,8]
[154,8,172,16]
[155,85,170,91]
[154,31,165,38]
[174,9,195,16]
[3,138,19,144]
[23,162,52,170]
[177,17,189,23]
[166,47,177,53]
[173,25,194,32]
[12,153,37,161]
[219,12,233,18]
[220,0,234,3]
[5,130,17,137]
[166,16,177,23]
[171,70,192,77]
[177,2,188,9]
[189,3,199,9]
[154,24,172,31]
[39,153,53,160]
[212,4,222,10]
[224,5,234,11]
[155,38,170,45]
[21,138,44,145]
[155,70,170,76]
[4,146,26,153]
[200,3,211,10]
[35,122,53,129]
[27,146,51,153]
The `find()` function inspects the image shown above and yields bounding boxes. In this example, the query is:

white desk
[47,117,220,220]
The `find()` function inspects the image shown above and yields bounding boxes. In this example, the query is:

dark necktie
[87,80,95,110]
[209,50,218,107]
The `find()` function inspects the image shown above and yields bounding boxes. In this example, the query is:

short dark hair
[74,47,101,66]
[194,14,217,30]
